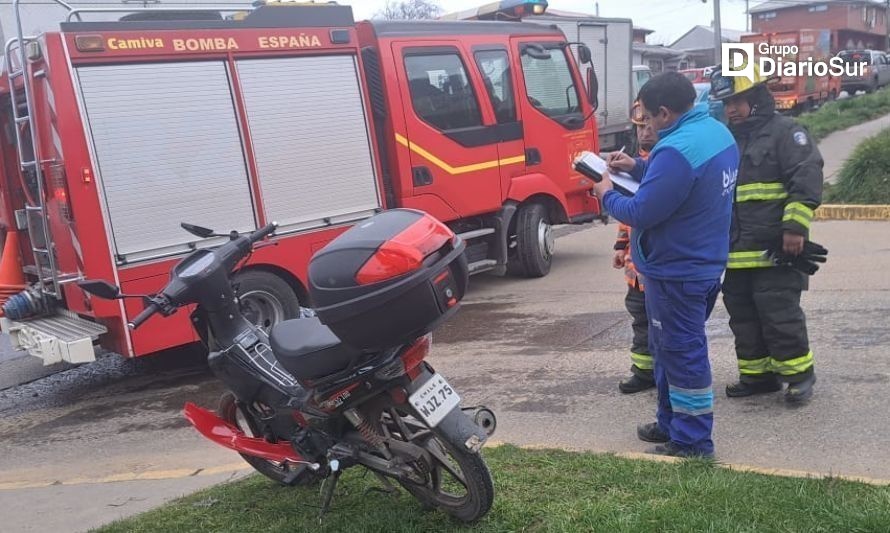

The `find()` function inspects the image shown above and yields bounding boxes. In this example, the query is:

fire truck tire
[510,203,553,278]
[232,270,301,331]
[218,392,319,487]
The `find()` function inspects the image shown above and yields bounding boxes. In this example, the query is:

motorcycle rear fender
[405,365,488,453]
[183,402,303,463]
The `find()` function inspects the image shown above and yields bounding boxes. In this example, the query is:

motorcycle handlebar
[127,222,277,330]
[249,222,278,245]
[128,302,159,330]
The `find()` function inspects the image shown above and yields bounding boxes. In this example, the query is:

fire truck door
[471,48,527,187]
[392,42,503,219]
[511,39,595,197]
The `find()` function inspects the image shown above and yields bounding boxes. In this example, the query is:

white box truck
[527,13,634,152]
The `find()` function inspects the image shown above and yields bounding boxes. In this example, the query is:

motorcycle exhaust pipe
[462,406,497,437]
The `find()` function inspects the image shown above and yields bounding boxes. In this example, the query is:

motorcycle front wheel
[379,408,494,523]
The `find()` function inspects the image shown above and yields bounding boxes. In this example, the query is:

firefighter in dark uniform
[613,101,658,393]
[710,66,823,403]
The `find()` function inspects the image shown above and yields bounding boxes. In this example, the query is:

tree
[376,0,442,20]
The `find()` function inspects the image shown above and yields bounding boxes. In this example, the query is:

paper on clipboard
[610,174,640,195]
[573,151,640,195]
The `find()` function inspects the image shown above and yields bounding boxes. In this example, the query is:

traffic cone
[0,231,27,289]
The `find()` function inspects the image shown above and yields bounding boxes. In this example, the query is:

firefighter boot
[785,372,816,404]
[619,372,655,394]
[725,376,782,398]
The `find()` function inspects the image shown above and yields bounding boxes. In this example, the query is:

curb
[0,463,252,491]
[484,441,890,487]
[816,204,890,221]
[4,445,888,491]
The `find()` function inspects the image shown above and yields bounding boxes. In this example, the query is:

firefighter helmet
[709,63,773,101]
[631,100,645,126]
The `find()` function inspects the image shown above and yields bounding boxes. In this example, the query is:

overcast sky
[351,0,750,45]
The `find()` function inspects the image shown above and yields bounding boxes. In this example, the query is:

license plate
[408,373,460,428]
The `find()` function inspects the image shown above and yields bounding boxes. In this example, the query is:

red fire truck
[0,1,600,364]
[740,30,841,114]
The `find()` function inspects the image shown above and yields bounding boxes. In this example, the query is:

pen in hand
[606,145,627,169]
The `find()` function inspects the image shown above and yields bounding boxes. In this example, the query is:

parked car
[680,68,708,83]
[633,65,652,97]
[694,83,726,124]
[837,49,890,94]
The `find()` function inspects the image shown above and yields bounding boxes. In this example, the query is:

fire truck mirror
[522,44,551,61]
[577,44,592,65]
[78,280,122,300]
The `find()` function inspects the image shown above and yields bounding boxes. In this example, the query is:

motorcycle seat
[270,318,361,381]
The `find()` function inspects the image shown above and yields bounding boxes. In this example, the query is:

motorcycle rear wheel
[380,409,494,523]
[217,392,318,487]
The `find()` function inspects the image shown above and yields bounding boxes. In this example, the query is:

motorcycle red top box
[309,209,469,351]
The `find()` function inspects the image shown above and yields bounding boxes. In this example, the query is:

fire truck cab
[0,1,600,365]
[357,18,600,278]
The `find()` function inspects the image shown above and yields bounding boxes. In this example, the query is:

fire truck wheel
[233,270,302,331]
[510,203,553,278]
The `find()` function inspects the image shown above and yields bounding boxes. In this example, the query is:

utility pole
[713,0,723,66]
[746,0,750,32]
[885,0,889,51]
[595,1,600,17]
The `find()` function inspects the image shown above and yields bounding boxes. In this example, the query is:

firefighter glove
[767,240,828,275]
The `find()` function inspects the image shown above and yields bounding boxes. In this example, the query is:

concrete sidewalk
[819,112,890,184]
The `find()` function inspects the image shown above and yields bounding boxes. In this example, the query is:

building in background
[633,26,654,44]
[750,0,888,52]
[669,25,746,67]
[633,43,686,72]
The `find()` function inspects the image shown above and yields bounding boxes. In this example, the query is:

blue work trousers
[644,277,720,455]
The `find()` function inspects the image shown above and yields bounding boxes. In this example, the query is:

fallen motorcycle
[78,209,496,522]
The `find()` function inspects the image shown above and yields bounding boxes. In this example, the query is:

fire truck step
[457,228,496,241]
[468,259,497,275]
[1,312,108,366]
[14,313,106,342]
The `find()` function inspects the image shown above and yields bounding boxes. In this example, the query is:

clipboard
[573,151,640,196]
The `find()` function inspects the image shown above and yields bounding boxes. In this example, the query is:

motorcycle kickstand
[318,469,342,521]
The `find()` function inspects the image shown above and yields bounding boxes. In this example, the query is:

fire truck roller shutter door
[235,55,382,233]
[76,62,255,263]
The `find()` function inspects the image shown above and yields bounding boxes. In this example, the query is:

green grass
[828,127,890,204]
[796,87,890,142]
[96,445,890,533]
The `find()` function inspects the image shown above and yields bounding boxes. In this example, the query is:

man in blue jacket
[595,72,739,458]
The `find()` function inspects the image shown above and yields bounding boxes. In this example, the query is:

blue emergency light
[476,0,548,19]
